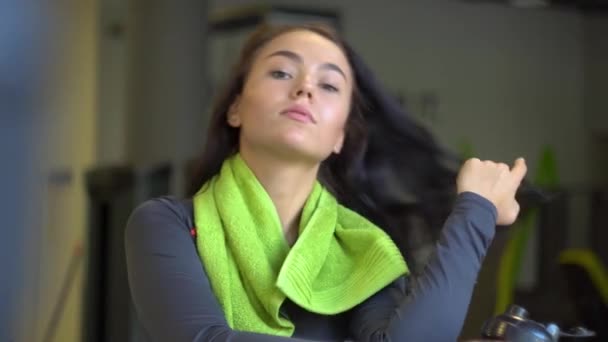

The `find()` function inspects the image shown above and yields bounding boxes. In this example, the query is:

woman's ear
[333,132,345,154]
[227,96,242,127]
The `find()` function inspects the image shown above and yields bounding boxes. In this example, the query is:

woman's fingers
[510,157,527,186]
[456,157,527,226]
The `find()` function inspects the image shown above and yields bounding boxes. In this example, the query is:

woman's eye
[321,83,339,93]
[270,70,291,79]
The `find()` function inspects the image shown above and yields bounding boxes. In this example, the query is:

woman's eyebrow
[264,50,347,81]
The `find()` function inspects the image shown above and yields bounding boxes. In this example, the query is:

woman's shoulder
[126,196,195,237]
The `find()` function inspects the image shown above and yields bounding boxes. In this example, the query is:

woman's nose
[290,78,313,100]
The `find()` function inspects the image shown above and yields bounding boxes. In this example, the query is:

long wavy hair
[189,23,460,265]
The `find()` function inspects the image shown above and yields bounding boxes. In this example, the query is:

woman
[125,23,527,341]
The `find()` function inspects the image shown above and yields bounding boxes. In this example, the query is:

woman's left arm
[349,192,497,341]
[349,158,526,341]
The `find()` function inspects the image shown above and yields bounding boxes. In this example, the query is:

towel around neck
[192,153,408,336]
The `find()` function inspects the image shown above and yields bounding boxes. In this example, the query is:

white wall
[211,0,592,186]
[97,0,129,166]
[126,0,209,195]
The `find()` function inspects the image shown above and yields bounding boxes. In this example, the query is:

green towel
[192,153,408,336]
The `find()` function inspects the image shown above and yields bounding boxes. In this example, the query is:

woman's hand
[457,157,527,226]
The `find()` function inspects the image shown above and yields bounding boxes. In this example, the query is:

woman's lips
[281,105,315,123]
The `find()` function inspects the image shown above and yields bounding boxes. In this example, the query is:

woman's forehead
[255,30,351,74]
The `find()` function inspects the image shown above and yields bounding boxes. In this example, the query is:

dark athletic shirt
[125,192,497,341]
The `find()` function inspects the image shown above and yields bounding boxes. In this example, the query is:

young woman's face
[227,29,353,164]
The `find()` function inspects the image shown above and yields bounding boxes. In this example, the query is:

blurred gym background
[1,0,607,341]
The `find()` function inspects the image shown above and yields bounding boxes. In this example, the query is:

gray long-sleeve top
[125,191,497,341]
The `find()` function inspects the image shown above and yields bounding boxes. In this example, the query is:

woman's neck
[239,148,319,246]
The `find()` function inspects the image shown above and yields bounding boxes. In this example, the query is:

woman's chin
[245,130,329,163]
[270,139,325,164]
